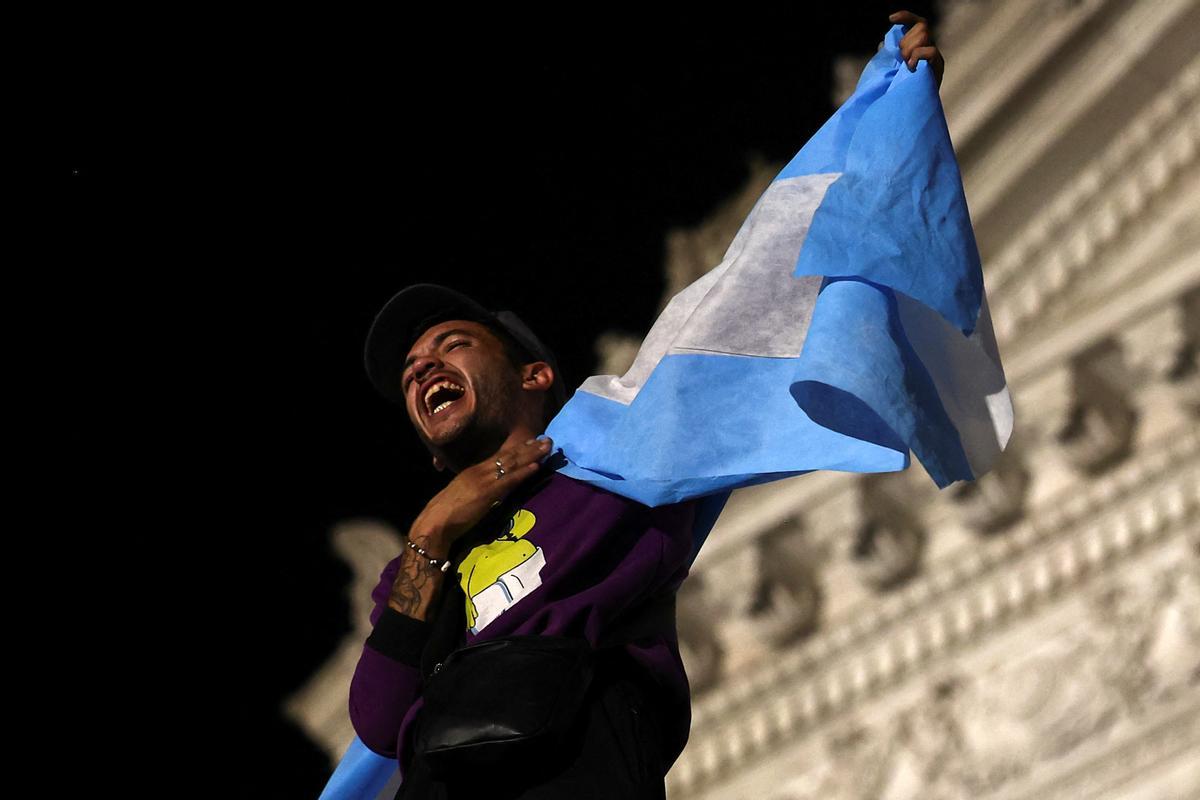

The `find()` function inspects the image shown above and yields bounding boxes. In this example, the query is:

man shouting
[352,283,699,798]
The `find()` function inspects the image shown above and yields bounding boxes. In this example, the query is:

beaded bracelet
[405,536,453,573]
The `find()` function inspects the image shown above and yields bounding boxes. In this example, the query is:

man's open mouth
[423,380,466,416]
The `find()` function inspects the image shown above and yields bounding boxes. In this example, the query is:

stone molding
[949,0,1199,237]
[671,423,1198,796]
[757,558,1200,800]
[988,55,1200,343]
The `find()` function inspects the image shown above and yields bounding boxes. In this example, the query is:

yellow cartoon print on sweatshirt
[458,509,546,633]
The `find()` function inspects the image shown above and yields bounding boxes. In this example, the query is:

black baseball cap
[363,283,568,411]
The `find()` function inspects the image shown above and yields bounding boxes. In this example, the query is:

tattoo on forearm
[389,541,446,616]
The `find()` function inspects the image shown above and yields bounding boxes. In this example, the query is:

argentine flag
[547,23,1012,562]
[321,24,1011,799]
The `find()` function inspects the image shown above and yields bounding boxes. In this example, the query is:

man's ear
[432,455,446,472]
[522,361,555,394]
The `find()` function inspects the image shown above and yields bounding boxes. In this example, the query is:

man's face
[400,319,523,458]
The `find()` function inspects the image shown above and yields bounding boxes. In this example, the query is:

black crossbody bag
[410,463,675,778]
[414,593,675,777]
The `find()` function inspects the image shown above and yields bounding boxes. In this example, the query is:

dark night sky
[59,6,936,796]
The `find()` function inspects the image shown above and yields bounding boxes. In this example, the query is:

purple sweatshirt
[348,470,698,781]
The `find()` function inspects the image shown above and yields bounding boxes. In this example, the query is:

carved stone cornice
[1000,235,1199,390]
[986,52,1199,296]
[946,0,1199,250]
[756,558,1200,800]
[671,423,1199,797]
[987,55,1200,343]
[938,0,1116,157]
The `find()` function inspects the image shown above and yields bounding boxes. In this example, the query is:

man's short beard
[423,374,521,473]
[427,414,509,474]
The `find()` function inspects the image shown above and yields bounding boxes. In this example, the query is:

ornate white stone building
[289,2,1199,797]
[650,1,1200,797]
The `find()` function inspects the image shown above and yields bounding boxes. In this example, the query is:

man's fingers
[900,21,930,59]
[889,10,925,28]
[907,45,943,71]
[495,437,553,478]
[892,11,941,85]
[484,439,552,511]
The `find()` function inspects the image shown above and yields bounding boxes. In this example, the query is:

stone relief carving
[947,449,1030,534]
[1013,364,1075,453]
[766,557,1200,800]
[849,480,926,591]
[700,521,824,679]
[670,423,1196,797]
[1121,293,1192,383]
[751,521,823,645]
[1056,342,1138,474]
[958,636,1123,789]
[1120,287,1200,420]
[1091,559,1200,711]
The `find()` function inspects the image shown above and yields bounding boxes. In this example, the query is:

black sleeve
[366,606,434,668]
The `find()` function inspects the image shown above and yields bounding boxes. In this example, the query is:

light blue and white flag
[546,23,1012,562]
[318,737,403,800]
[321,23,1012,799]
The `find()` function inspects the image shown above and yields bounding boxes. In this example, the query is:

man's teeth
[424,380,465,414]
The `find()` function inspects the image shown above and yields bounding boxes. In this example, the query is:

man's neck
[443,424,543,475]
